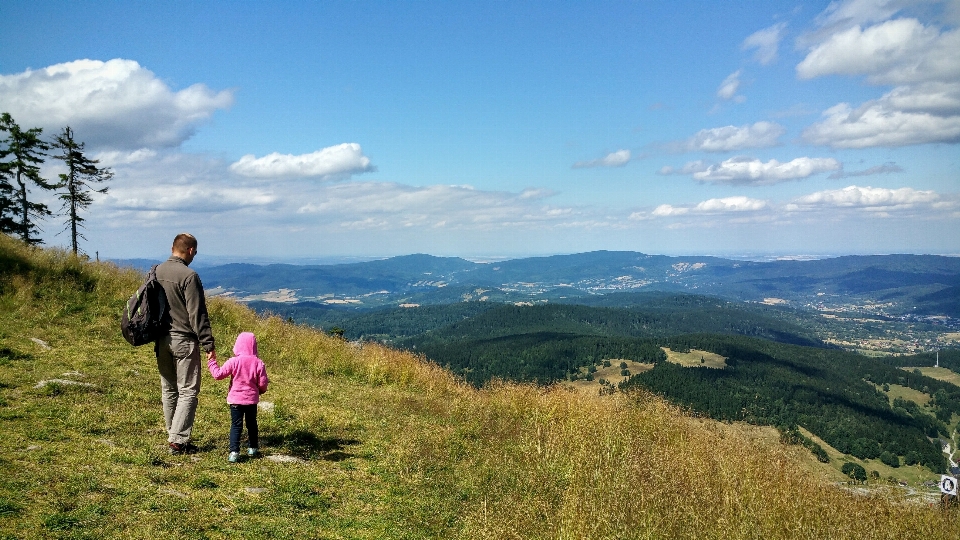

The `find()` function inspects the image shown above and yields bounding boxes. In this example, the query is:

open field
[563,360,654,394]
[884,383,932,407]
[914,366,960,388]
[662,347,727,369]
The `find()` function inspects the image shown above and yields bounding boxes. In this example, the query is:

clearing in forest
[662,347,727,369]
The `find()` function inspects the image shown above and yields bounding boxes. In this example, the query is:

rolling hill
[178,250,960,318]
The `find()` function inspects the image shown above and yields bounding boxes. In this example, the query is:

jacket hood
[232,332,258,357]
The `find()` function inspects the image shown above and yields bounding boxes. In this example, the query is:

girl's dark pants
[229,404,258,452]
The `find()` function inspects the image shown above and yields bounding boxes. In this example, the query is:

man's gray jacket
[156,256,216,353]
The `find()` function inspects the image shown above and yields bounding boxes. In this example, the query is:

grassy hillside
[1,234,957,539]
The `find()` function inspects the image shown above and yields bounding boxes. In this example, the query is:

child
[208,332,269,462]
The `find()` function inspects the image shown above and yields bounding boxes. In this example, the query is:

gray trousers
[155,334,201,444]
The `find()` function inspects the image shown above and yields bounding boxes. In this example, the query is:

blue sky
[1,0,958,260]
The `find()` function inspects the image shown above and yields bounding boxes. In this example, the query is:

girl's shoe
[247,448,259,457]
[228,451,239,463]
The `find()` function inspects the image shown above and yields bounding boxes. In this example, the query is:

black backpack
[121,265,168,346]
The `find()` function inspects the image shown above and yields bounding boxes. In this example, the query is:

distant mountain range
[113,251,960,317]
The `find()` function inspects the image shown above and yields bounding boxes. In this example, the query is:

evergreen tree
[51,127,112,254]
[0,163,15,234]
[0,113,54,244]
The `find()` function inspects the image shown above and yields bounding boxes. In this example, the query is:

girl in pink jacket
[208,332,269,462]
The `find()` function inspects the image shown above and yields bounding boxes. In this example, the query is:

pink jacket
[208,332,269,405]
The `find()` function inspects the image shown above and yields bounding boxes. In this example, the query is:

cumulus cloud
[802,82,960,147]
[653,196,769,217]
[681,121,785,152]
[784,184,941,213]
[665,156,841,185]
[742,22,788,65]
[0,59,233,150]
[717,70,744,101]
[828,161,904,179]
[229,143,375,179]
[797,18,960,84]
[572,149,631,169]
[797,3,960,148]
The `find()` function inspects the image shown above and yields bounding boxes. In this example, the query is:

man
[155,233,216,454]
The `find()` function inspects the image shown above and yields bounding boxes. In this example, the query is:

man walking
[155,233,216,454]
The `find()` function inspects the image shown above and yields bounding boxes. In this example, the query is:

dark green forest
[250,295,959,473]
[624,335,952,472]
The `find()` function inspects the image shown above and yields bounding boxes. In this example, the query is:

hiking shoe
[228,451,239,463]
[168,442,199,455]
[247,448,259,458]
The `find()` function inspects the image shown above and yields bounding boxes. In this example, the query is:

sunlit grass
[1,233,958,538]
[662,347,728,369]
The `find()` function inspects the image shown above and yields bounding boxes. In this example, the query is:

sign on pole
[940,475,958,496]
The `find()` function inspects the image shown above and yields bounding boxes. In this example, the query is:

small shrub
[602,360,611,368]
[190,476,218,489]
[841,462,867,483]
[620,369,630,377]
[880,451,900,468]
[619,362,627,369]
[0,499,20,516]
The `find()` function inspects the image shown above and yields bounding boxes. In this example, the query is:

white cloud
[797,18,960,85]
[802,82,960,147]
[813,0,916,31]
[717,70,743,100]
[94,149,158,166]
[229,143,375,179]
[742,23,788,65]
[670,156,841,185]
[649,196,769,218]
[572,149,631,169]
[784,184,942,213]
[797,3,960,148]
[682,122,785,152]
[68,148,582,238]
[93,152,278,215]
[0,59,233,149]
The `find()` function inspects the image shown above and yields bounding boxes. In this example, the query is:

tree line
[0,113,112,254]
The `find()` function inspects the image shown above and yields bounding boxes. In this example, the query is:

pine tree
[51,127,113,254]
[0,113,54,244]
[0,162,16,234]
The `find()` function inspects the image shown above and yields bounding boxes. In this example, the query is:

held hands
[206,350,217,363]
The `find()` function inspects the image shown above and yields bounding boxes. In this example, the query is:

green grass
[662,347,727,369]
[2,234,959,538]
[914,366,960,388]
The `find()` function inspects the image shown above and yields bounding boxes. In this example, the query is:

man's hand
[206,350,217,362]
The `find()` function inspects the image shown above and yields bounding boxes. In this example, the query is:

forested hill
[171,250,960,317]
[625,338,960,474]
[251,293,824,347]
